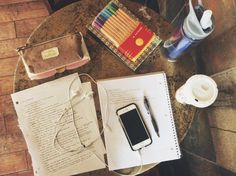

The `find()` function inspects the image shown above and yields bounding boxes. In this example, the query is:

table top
[14,0,196,175]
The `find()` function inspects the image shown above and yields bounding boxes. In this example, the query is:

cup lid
[184,75,218,107]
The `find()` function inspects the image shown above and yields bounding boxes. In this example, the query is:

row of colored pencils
[92,2,139,47]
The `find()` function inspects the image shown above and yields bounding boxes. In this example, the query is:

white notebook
[97,72,181,171]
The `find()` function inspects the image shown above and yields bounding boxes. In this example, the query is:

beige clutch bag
[17,32,90,80]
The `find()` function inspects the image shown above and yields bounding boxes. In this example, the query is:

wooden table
[14,0,196,175]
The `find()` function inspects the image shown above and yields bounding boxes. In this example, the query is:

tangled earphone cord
[53,73,144,176]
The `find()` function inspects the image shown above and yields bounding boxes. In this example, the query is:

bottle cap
[183,0,214,40]
[200,10,213,30]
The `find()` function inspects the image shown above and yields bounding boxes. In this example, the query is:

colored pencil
[92,1,144,50]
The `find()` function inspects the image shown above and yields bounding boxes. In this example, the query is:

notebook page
[11,74,105,176]
[97,72,181,170]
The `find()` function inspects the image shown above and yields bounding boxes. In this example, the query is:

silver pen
[144,96,160,137]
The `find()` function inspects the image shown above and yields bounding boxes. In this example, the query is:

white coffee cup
[175,74,218,108]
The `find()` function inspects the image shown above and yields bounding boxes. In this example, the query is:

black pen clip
[144,97,150,114]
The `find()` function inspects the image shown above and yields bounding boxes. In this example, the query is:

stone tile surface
[207,68,236,132]
[219,167,236,176]
[181,149,221,176]
[182,110,216,161]
[211,129,236,173]
[195,3,236,175]
[208,108,236,132]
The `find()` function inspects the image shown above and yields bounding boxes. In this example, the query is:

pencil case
[16,32,90,80]
[87,0,162,71]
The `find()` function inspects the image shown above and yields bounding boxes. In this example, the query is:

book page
[11,74,105,176]
[97,72,181,170]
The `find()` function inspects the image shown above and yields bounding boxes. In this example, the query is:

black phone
[116,103,152,151]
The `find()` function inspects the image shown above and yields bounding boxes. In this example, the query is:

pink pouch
[17,33,90,80]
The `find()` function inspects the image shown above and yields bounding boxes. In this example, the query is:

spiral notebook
[87,0,162,71]
[97,72,181,170]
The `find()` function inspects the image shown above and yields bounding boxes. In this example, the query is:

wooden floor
[0,0,49,175]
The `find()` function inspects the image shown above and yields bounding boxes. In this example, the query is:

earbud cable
[53,73,144,176]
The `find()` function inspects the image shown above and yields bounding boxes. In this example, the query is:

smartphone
[116,103,152,151]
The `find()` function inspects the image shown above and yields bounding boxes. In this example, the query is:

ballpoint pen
[144,96,160,137]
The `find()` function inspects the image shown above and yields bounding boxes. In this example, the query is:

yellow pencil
[100,28,120,47]
[108,17,131,36]
[102,24,123,43]
[104,21,129,43]
[103,22,123,39]
[115,11,136,27]
[118,9,138,27]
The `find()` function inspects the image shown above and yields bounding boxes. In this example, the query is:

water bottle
[162,0,214,61]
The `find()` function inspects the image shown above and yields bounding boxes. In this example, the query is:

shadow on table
[157,109,236,176]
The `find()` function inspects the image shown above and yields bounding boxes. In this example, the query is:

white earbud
[71,88,83,99]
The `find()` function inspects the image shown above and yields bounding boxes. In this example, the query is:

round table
[14,0,196,175]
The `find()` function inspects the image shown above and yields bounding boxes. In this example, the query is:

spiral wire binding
[163,73,181,158]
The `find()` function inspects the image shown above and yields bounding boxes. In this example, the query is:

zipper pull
[16,44,32,53]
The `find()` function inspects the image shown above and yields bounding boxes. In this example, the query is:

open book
[11,73,105,176]
[97,72,181,170]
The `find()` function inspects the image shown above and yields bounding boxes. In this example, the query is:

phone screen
[120,109,149,145]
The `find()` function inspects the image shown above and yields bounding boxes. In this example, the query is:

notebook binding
[163,73,181,158]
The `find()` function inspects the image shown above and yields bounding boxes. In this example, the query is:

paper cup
[175,75,218,108]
